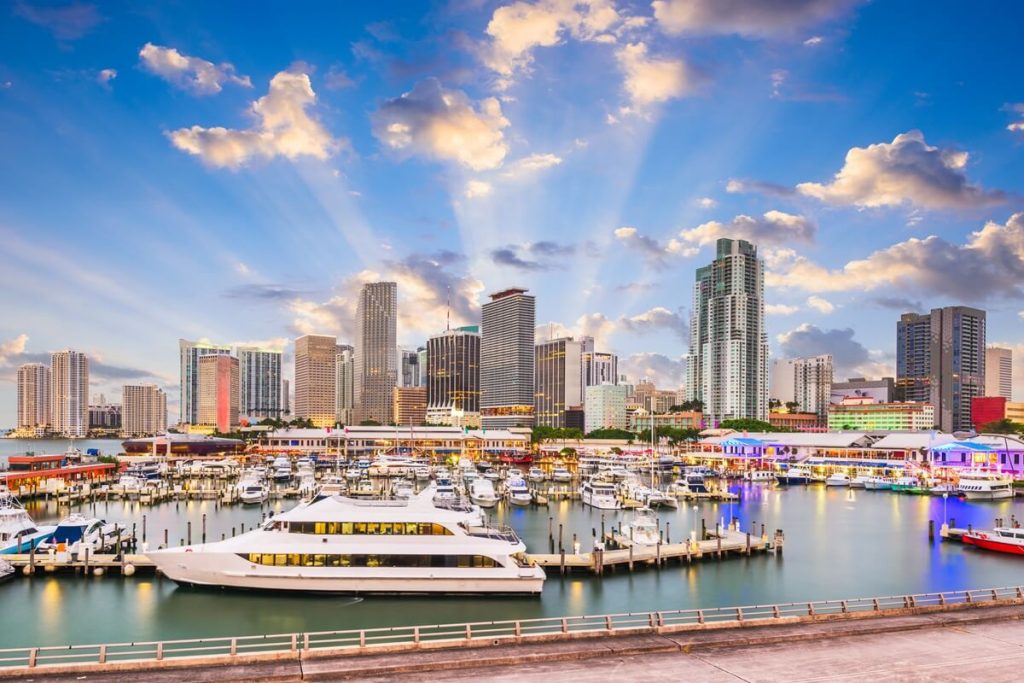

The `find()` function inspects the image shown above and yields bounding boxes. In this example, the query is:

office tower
[399,349,420,387]
[50,350,89,437]
[392,386,427,425]
[294,334,337,428]
[480,288,536,428]
[354,282,398,424]
[16,363,50,432]
[584,384,629,433]
[282,379,290,416]
[897,306,986,432]
[237,346,282,421]
[770,355,833,420]
[179,339,231,425]
[535,337,584,428]
[986,347,1013,399]
[336,344,355,425]
[197,355,239,433]
[426,326,480,426]
[417,347,428,386]
[580,336,618,387]
[122,384,167,436]
[684,239,768,424]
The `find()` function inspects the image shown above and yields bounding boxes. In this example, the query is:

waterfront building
[197,355,239,433]
[534,337,584,428]
[685,238,768,424]
[16,363,50,435]
[122,384,167,437]
[827,398,934,431]
[237,346,282,421]
[335,344,355,426]
[767,411,824,432]
[771,355,833,420]
[985,347,1013,399]
[179,339,232,426]
[257,426,529,459]
[830,377,895,404]
[50,349,89,438]
[584,384,629,433]
[88,403,121,430]
[897,306,985,432]
[480,288,536,429]
[393,386,427,425]
[354,282,398,425]
[294,334,337,428]
[426,326,480,427]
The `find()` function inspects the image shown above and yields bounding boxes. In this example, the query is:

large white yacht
[0,490,55,554]
[149,487,546,594]
[580,477,621,510]
[958,470,1013,500]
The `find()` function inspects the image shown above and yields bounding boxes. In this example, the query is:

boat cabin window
[287,521,453,536]
[241,553,496,568]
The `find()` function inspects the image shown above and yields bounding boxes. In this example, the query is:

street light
[943,492,949,524]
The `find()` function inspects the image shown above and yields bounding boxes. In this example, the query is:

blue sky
[1,0,1023,425]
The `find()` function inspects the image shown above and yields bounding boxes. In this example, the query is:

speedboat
[116,474,146,498]
[743,470,775,482]
[850,474,873,489]
[527,467,546,483]
[551,467,572,483]
[825,473,851,487]
[148,488,546,594]
[506,477,532,507]
[684,473,708,493]
[414,467,431,482]
[580,477,621,510]
[461,466,478,483]
[958,470,1013,500]
[624,507,661,546]
[776,467,812,486]
[864,476,893,490]
[468,479,498,508]
[239,482,270,505]
[0,491,55,554]
[506,468,523,480]
[273,465,292,483]
[891,476,926,494]
[37,514,124,553]
[434,477,458,502]
[963,527,1024,555]
[316,476,347,499]
[483,470,501,482]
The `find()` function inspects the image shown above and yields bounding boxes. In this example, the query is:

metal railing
[1,586,1021,671]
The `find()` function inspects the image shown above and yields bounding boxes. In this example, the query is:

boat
[825,473,851,487]
[316,476,347,499]
[669,478,691,495]
[890,476,924,493]
[963,527,1024,555]
[433,477,458,502]
[125,462,162,480]
[392,481,415,500]
[344,466,362,481]
[550,467,572,483]
[580,478,621,510]
[460,466,478,483]
[684,473,708,494]
[37,514,124,553]
[506,468,523,480]
[505,477,532,507]
[929,482,960,496]
[483,470,501,482]
[148,488,547,594]
[863,476,893,490]
[776,467,812,486]
[743,470,775,482]
[414,467,431,482]
[0,491,55,554]
[0,558,13,583]
[958,470,1013,500]
[624,507,661,546]
[115,474,146,498]
[239,482,270,505]
[468,479,498,508]
[850,474,873,489]
[527,467,546,483]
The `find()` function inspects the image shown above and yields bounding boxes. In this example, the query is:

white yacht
[743,470,775,482]
[624,507,661,546]
[863,476,893,490]
[580,478,621,510]
[551,466,572,483]
[506,477,532,507]
[527,467,546,483]
[959,470,1013,500]
[825,472,851,487]
[850,474,873,488]
[776,467,813,486]
[468,478,498,508]
[392,481,415,500]
[148,488,546,594]
[414,467,431,482]
[37,514,124,553]
[433,477,458,502]
[315,476,347,499]
[0,491,55,554]
[238,479,270,505]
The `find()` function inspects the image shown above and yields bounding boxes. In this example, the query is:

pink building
[198,355,239,433]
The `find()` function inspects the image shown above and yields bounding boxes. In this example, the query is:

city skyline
[2,1,1024,425]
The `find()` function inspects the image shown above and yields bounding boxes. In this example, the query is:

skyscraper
[179,339,231,426]
[51,349,89,437]
[336,344,355,425]
[480,287,536,429]
[282,379,290,416]
[417,347,428,386]
[985,347,1013,399]
[294,334,337,428]
[581,336,618,387]
[770,355,833,420]
[897,306,986,432]
[354,282,398,424]
[426,326,480,427]
[237,346,282,421]
[399,349,420,387]
[198,355,239,433]
[535,337,584,428]
[122,384,167,436]
[684,239,768,424]
[17,363,50,434]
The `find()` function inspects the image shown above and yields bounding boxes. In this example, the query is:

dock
[6,552,154,576]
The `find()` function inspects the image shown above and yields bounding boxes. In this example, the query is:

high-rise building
[535,337,584,428]
[584,384,629,433]
[399,349,420,387]
[426,326,480,427]
[480,288,536,429]
[16,363,50,433]
[354,282,398,424]
[897,306,986,432]
[417,347,428,386]
[294,334,337,428]
[198,355,239,433]
[392,386,427,425]
[50,350,89,437]
[336,344,355,426]
[237,347,282,421]
[88,403,121,429]
[122,384,167,436]
[580,336,618,387]
[179,339,231,425]
[986,347,1013,400]
[770,355,833,420]
[282,379,290,416]
[684,239,768,424]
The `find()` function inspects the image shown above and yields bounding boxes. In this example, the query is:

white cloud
[169,70,339,168]
[1006,104,1024,133]
[796,130,1006,209]
[139,43,251,95]
[776,323,881,378]
[677,210,815,248]
[0,334,29,365]
[464,180,493,198]
[805,295,835,314]
[96,68,117,87]
[696,197,717,209]
[614,226,698,266]
[234,261,251,276]
[372,78,509,171]
[619,352,685,388]
[804,35,824,46]
[501,152,563,178]
[615,42,691,109]
[618,306,688,339]
[766,303,798,315]
[652,0,859,38]
[770,69,787,98]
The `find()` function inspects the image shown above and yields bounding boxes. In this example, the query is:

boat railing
[463,524,521,543]
[3,586,1024,671]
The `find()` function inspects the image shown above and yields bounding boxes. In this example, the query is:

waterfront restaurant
[1,454,116,494]
[926,435,1024,473]
[256,426,531,461]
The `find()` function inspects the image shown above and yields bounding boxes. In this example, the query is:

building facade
[480,288,536,429]
[122,384,167,437]
[392,386,427,425]
[197,355,239,433]
[88,403,121,430]
[294,334,337,428]
[534,337,583,428]
[685,238,768,424]
[16,363,50,434]
[50,350,89,437]
[985,347,1012,400]
[426,326,480,427]
[771,355,833,420]
[179,339,232,426]
[237,346,282,421]
[580,337,618,387]
[282,379,290,416]
[584,384,629,433]
[335,344,355,426]
[830,377,895,404]
[354,282,398,424]
[827,399,935,431]
[399,349,421,387]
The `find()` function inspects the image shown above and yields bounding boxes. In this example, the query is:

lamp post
[943,492,949,524]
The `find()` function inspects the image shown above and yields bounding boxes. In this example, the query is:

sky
[1,0,1023,426]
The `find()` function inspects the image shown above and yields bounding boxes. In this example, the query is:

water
[0,438,122,465]
[4,482,1024,650]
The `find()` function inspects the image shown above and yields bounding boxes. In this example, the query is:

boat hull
[963,490,1014,501]
[776,476,810,486]
[963,534,1024,555]
[0,528,56,554]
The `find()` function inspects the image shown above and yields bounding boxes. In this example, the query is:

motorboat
[505,477,532,507]
[239,482,270,505]
[958,470,1013,500]
[483,470,501,482]
[37,514,124,553]
[316,476,347,499]
[963,527,1024,555]
[850,474,873,489]
[684,473,708,494]
[624,507,661,546]
[863,476,893,490]
[468,479,498,508]
[461,466,479,483]
[0,491,55,554]
[125,462,162,480]
[929,482,960,496]
[891,476,927,494]
[116,474,146,498]
[148,488,547,594]
[776,467,812,486]
[433,477,458,502]
[825,473,851,487]
[551,466,572,483]
[580,478,621,510]
[506,468,523,480]
[628,484,677,509]
[527,467,546,483]
[669,478,691,495]
[392,481,416,500]
[414,467,431,482]
[743,470,775,482]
